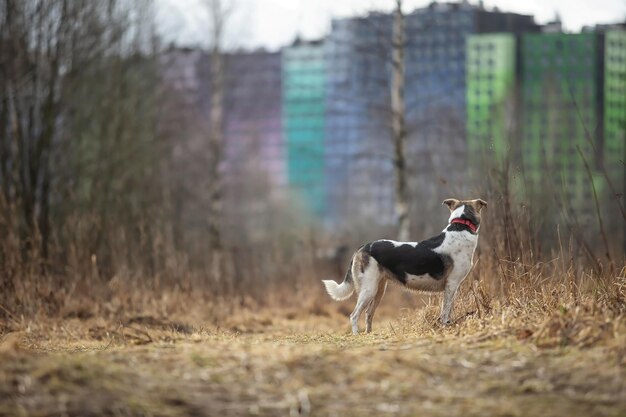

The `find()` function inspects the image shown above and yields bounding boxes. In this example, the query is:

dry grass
[1,262,625,417]
[1,315,624,417]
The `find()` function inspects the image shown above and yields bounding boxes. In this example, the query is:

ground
[1,301,624,417]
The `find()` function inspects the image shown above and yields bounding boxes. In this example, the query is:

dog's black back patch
[363,233,450,283]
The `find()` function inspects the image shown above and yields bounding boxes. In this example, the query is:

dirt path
[1,313,624,417]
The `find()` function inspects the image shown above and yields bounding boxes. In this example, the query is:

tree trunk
[391,0,409,241]
[207,0,225,283]
[208,48,224,282]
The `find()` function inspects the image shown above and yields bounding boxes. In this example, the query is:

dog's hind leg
[350,291,371,335]
[365,280,387,333]
[350,258,382,334]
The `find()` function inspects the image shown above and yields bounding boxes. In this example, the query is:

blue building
[325,14,395,225]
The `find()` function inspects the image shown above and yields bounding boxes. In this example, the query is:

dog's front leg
[439,278,461,325]
[439,266,473,325]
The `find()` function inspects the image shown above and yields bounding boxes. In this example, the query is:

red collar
[451,218,478,233]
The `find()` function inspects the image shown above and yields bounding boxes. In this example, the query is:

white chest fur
[435,230,477,277]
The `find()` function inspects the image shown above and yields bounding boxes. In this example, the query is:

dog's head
[442,198,487,228]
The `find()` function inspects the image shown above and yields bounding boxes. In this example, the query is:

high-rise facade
[282,39,327,216]
[603,29,626,248]
[325,14,394,225]
[219,51,286,237]
[604,30,626,193]
[466,33,517,166]
[223,51,285,188]
[404,4,477,208]
[520,33,601,203]
[407,3,537,133]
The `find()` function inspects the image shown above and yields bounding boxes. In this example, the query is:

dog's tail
[322,259,355,301]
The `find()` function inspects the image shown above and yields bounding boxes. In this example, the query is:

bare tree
[202,0,233,282]
[0,0,162,274]
[391,0,409,241]
[0,0,71,258]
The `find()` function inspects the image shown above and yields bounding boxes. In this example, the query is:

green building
[604,30,626,248]
[282,39,327,216]
[466,33,517,166]
[520,33,601,203]
[604,30,626,195]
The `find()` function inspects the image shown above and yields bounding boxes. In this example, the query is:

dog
[322,198,487,334]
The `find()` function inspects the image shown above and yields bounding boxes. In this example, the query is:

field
[2,280,625,417]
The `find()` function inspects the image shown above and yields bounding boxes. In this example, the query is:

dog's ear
[442,198,460,211]
[472,199,488,213]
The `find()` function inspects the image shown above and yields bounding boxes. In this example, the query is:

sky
[157,0,626,50]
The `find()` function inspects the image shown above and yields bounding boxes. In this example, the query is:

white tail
[322,279,354,301]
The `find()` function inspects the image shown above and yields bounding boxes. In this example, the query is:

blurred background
[0,0,624,316]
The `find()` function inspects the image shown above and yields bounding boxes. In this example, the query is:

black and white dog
[322,198,487,334]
